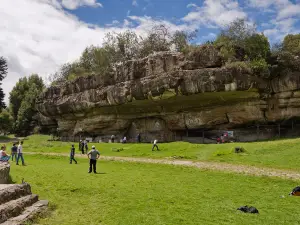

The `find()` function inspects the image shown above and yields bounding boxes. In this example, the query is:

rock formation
[0,164,48,224]
[0,163,10,184]
[36,46,300,142]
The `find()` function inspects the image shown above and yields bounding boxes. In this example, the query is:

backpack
[290,186,300,196]
[237,206,259,214]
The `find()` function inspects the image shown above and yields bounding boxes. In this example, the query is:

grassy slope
[10,155,300,225]
[9,135,300,172]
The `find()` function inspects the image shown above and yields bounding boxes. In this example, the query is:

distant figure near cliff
[152,139,159,151]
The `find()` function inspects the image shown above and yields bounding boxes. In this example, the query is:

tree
[0,57,8,109]
[103,30,140,62]
[0,109,12,134]
[283,34,300,56]
[9,74,45,135]
[214,19,270,62]
[171,30,197,52]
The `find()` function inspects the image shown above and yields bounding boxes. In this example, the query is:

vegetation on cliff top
[49,18,300,85]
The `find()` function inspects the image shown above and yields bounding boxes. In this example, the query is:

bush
[234,146,246,153]
[250,59,270,78]
[225,61,252,74]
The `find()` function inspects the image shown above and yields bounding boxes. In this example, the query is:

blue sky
[1,0,300,102]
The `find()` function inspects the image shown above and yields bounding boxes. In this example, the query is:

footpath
[26,152,300,181]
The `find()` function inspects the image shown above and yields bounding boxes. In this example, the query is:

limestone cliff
[36,46,300,142]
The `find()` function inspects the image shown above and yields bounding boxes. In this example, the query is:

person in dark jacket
[11,143,18,161]
[70,144,77,164]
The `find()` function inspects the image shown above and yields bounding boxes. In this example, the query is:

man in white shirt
[16,141,25,166]
[152,139,159,151]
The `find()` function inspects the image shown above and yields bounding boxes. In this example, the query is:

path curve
[26,152,300,181]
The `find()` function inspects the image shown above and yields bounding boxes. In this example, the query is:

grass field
[10,154,300,225]
[7,135,300,172]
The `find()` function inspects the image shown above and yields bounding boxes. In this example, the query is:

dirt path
[26,152,300,181]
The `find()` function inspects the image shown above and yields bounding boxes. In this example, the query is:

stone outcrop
[0,164,10,184]
[36,49,300,142]
[0,183,48,225]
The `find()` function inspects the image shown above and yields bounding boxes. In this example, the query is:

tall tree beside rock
[0,57,8,109]
[9,74,44,136]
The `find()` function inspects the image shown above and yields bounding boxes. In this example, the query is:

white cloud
[132,0,138,7]
[277,4,300,19]
[187,3,197,8]
[43,0,103,10]
[183,0,247,28]
[0,0,191,103]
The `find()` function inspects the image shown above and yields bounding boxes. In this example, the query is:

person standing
[111,135,115,143]
[11,143,18,161]
[70,144,77,164]
[16,141,25,166]
[152,139,159,151]
[80,140,85,154]
[84,139,88,154]
[87,146,100,174]
[137,133,141,143]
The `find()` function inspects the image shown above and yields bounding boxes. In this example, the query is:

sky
[1,0,300,103]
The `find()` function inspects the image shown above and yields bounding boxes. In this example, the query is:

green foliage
[225,61,252,74]
[9,74,45,135]
[214,19,270,63]
[250,58,270,77]
[103,30,140,62]
[49,46,111,84]
[0,109,13,134]
[0,57,7,109]
[283,34,300,56]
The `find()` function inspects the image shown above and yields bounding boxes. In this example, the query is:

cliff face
[36,46,300,142]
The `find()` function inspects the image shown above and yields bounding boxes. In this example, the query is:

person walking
[16,141,25,166]
[87,146,100,174]
[70,144,77,164]
[11,143,18,161]
[152,139,159,151]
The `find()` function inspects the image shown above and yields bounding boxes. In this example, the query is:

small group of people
[216,132,229,144]
[0,142,25,165]
[69,144,100,174]
[79,139,89,154]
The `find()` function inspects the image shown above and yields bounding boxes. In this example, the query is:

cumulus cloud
[50,0,103,10]
[183,0,247,28]
[247,0,300,42]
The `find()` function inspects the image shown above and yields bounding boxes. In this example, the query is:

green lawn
[10,155,300,225]
[6,135,300,172]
